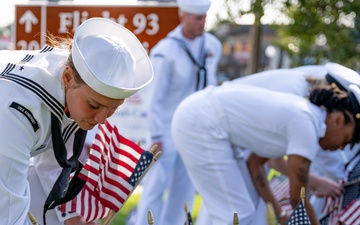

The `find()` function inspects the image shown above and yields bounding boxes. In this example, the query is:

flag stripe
[339,198,360,225]
[269,176,293,214]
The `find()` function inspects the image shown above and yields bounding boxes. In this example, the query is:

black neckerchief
[43,114,87,225]
[168,37,208,91]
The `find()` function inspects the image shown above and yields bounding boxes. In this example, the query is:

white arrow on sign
[19,10,39,33]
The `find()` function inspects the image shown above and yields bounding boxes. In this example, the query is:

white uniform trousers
[194,150,267,225]
[171,95,257,225]
[158,154,196,225]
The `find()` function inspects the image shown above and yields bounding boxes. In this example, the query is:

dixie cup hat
[72,17,153,99]
[177,0,211,15]
[325,62,360,91]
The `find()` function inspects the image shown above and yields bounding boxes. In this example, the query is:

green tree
[273,0,360,68]
[212,0,281,74]
[212,0,360,70]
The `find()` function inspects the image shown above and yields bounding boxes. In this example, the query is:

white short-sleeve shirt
[209,85,326,161]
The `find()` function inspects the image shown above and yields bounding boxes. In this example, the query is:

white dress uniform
[1,18,153,225]
[221,64,360,220]
[134,21,222,225]
[212,68,314,225]
[171,85,325,225]
[0,47,78,225]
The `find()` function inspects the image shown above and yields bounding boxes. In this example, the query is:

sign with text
[15,4,179,53]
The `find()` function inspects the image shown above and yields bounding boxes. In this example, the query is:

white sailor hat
[71,17,153,99]
[325,62,360,91]
[177,0,211,15]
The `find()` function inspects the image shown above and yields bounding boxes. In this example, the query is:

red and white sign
[15,3,179,52]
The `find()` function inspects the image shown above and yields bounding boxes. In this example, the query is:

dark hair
[309,86,352,117]
[309,86,360,145]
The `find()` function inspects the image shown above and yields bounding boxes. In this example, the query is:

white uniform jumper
[228,66,358,219]
[0,47,78,225]
[135,24,221,225]
[171,85,326,225]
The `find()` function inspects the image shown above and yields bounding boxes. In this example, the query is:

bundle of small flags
[269,175,293,214]
[319,192,343,225]
[319,178,360,225]
[320,197,360,225]
[337,197,360,224]
[59,120,154,222]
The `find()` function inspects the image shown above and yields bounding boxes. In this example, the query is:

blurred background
[2,0,360,82]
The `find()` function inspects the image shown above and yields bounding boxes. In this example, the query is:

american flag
[337,197,360,224]
[269,176,293,214]
[342,159,360,208]
[319,180,345,225]
[321,198,360,225]
[286,199,311,225]
[320,210,340,225]
[60,120,154,222]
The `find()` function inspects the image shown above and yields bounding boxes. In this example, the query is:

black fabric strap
[43,114,87,225]
[168,37,208,91]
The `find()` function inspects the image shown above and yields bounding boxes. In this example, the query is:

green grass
[100,192,202,225]
[103,193,277,225]
[99,168,282,224]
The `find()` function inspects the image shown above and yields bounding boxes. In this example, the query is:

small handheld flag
[59,120,160,223]
[286,187,311,225]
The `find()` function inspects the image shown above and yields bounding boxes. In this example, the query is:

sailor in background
[172,81,360,225]
[226,63,360,219]
[134,0,222,225]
